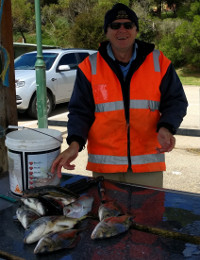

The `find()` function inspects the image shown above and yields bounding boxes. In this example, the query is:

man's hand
[157,127,176,153]
[51,142,80,178]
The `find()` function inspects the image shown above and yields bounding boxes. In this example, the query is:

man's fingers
[51,156,62,173]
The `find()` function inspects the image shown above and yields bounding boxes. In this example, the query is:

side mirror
[57,65,70,71]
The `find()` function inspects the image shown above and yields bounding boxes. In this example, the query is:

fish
[21,195,67,216]
[22,185,79,199]
[38,195,65,215]
[43,194,77,207]
[16,205,41,229]
[24,215,87,244]
[34,229,81,254]
[63,195,94,218]
[98,200,122,221]
[91,215,133,239]
[21,197,47,216]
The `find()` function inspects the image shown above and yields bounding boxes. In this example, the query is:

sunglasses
[109,22,135,30]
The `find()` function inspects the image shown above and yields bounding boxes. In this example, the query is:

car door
[52,52,78,103]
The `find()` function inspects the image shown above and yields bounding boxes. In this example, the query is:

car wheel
[27,92,53,119]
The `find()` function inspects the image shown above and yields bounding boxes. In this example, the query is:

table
[1,174,200,259]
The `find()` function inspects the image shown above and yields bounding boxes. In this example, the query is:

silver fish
[63,195,94,218]
[98,200,122,221]
[34,229,81,254]
[21,195,65,216]
[44,194,76,207]
[22,185,79,199]
[21,197,46,216]
[91,215,133,239]
[16,205,41,229]
[24,215,87,244]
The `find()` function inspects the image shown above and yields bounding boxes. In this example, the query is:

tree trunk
[0,0,18,175]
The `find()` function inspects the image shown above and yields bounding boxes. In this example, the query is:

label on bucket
[25,148,60,189]
[8,150,24,195]
[8,147,60,195]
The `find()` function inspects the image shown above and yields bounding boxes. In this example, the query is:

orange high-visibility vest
[79,50,171,173]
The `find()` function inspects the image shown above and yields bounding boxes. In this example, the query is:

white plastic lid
[5,128,62,152]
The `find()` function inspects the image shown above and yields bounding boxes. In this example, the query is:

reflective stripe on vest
[153,49,160,72]
[88,153,164,165]
[89,52,98,75]
[95,100,160,113]
[89,50,160,75]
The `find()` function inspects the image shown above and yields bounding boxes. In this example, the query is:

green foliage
[175,17,200,68]
[137,18,157,43]
[69,6,106,49]
[12,0,200,70]
[158,33,186,67]
[41,4,70,47]
[58,0,70,8]
[66,0,97,23]
[12,0,34,42]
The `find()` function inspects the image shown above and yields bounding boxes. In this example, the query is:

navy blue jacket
[67,40,188,151]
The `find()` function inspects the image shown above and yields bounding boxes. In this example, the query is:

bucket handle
[8,125,62,143]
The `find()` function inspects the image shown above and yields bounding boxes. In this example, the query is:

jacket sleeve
[157,64,188,134]
[67,67,95,151]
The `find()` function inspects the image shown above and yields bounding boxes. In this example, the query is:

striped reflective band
[130,100,160,111]
[88,153,164,165]
[89,52,98,75]
[95,100,160,113]
[88,154,128,165]
[131,153,164,165]
[89,50,160,75]
[96,101,124,112]
[153,49,160,72]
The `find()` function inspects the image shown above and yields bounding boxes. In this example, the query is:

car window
[58,53,78,70]
[78,52,90,63]
[14,53,37,70]
[15,53,58,71]
[43,53,58,70]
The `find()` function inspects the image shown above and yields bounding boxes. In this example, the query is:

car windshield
[14,53,58,70]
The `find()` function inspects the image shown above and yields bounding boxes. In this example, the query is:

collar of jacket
[98,39,155,62]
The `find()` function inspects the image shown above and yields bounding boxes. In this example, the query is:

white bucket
[5,128,62,195]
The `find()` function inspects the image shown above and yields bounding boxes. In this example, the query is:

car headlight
[15,80,25,88]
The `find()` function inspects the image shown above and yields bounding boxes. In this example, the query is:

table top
[1,174,200,260]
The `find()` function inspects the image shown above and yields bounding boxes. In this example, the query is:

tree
[12,0,34,43]
[156,17,185,67]
[41,4,70,46]
[175,16,200,68]
[66,0,97,23]
[69,5,106,49]
[10,0,200,70]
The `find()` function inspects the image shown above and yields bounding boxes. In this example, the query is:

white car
[15,48,97,118]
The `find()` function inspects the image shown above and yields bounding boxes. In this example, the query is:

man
[51,3,188,188]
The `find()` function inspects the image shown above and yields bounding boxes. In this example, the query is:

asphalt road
[17,85,200,194]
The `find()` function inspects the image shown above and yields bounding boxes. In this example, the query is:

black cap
[104,3,139,33]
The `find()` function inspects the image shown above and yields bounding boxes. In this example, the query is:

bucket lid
[5,128,62,151]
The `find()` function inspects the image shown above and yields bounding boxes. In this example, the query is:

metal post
[34,0,48,128]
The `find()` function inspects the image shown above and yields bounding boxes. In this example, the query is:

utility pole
[0,0,17,174]
[35,0,48,128]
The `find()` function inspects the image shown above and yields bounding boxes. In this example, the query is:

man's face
[106,19,138,52]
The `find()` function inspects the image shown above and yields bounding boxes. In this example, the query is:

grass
[176,67,200,86]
